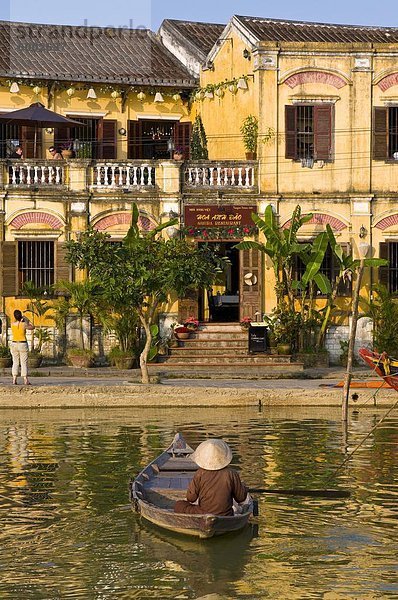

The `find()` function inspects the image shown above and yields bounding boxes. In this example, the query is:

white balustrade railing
[184,162,256,189]
[93,162,156,188]
[8,161,64,185]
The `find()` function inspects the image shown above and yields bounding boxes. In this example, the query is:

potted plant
[240,115,258,160]
[0,344,12,368]
[108,346,136,369]
[61,141,74,159]
[66,347,94,368]
[28,349,43,368]
[173,325,192,340]
[240,316,252,330]
[184,316,199,331]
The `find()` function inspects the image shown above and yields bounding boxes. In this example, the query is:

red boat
[359,348,398,392]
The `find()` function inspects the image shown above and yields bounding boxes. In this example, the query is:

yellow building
[2,16,398,363]
[167,16,398,361]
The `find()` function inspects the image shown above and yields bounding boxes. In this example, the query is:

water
[0,406,397,599]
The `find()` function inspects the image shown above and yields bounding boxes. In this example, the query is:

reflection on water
[0,406,397,599]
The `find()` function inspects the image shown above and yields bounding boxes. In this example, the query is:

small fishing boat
[359,348,398,391]
[130,433,253,539]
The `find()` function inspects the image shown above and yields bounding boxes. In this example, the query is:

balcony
[91,161,156,190]
[184,161,258,193]
[5,159,65,186]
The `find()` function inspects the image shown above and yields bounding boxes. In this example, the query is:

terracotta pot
[245,152,257,160]
[175,331,190,340]
[277,344,291,355]
[61,149,73,159]
[0,357,11,368]
[114,357,135,369]
[28,354,43,368]
[173,152,184,161]
[68,354,93,368]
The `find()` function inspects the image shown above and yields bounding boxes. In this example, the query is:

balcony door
[128,120,191,159]
[55,118,117,159]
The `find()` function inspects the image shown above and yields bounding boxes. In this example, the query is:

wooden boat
[359,348,398,391]
[130,433,254,539]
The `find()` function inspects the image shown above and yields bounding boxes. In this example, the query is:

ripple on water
[0,408,397,598]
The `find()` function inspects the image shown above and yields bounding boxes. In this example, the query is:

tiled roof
[0,21,197,86]
[161,19,225,58]
[236,15,398,44]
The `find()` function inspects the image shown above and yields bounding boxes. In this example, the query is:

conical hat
[192,439,233,470]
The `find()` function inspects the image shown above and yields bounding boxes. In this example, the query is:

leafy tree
[190,115,208,160]
[66,204,224,383]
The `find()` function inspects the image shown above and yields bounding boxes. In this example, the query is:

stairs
[157,323,304,377]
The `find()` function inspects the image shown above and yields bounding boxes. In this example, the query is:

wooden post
[342,242,370,421]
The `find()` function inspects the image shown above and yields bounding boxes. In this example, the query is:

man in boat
[174,439,247,516]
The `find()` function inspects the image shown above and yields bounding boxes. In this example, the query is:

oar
[249,488,350,499]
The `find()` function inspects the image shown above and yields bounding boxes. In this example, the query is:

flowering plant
[240,316,252,329]
[184,316,199,329]
[174,146,184,154]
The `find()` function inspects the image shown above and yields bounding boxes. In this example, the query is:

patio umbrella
[0,102,84,158]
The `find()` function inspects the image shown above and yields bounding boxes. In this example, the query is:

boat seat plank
[160,458,197,471]
[146,477,192,490]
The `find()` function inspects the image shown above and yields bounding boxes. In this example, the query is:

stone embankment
[0,378,395,409]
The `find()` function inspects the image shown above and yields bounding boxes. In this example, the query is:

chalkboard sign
[248,324,268,353]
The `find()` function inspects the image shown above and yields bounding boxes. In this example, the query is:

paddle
[249,488,350,499]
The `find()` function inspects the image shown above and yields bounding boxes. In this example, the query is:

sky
[0,0,397,31]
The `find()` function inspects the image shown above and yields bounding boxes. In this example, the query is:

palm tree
[55,280,102,350]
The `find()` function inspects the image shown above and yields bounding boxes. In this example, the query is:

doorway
[199,242,240,322]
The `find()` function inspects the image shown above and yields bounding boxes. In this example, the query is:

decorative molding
[93,212,155,232]
[253,51,278,71]
[65,110,109,117]
[10,211,63,230]
[282,213,347,231]
[283,71,347,89]
[378,73,398,92]
[290,95,340,104]
[135,113,182,121]
[375,214,398,230]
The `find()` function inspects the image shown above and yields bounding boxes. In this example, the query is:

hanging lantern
[32,85,41,95]
[172,93,180,102]
[66,87,75,97]
[10,82,20,94]
[205,90,214,99]
[111,90,120,99]
[229,83,238,94]
[237,78,248,90]
[154,92,164,103]
[86,87,97,99]
[137,91,146,101]
[215,87,224,98]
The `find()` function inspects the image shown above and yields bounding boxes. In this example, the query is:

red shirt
[186,467,247,516]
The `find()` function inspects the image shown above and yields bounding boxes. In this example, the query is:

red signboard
[184,205,257,228]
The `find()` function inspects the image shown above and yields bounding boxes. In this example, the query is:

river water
[0,406,397,599]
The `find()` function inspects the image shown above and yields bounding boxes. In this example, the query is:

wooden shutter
[101,119,117,159]
[314,104,333,161]
[22,126,42,158]
[128,120,142,159]
[379,241,389,288]
[1,242,17,296]
[373,107,388,160]
[336,243,352,296]
[56,243,70,284]
[173,122,192,159]
[239,249,262,321]
[285,105,297,159]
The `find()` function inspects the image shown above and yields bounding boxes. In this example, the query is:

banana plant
[236,204,312,310]
[316,224,388,349]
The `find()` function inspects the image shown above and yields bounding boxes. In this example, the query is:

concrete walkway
[0,365,394,409]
